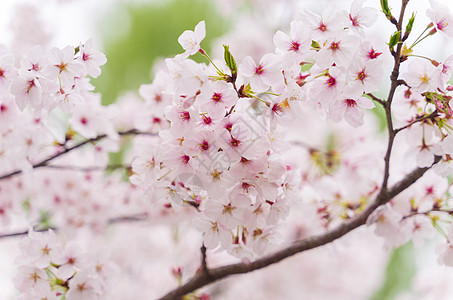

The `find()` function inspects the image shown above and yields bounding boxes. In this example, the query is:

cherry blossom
[178,20,206,58]
[403,60,439,93]
[328,91,375,127]
[427,0,453,37]
[239,53,282,93]
[77,38,107,78]
[345,0,378,32]
[5,0,453,299]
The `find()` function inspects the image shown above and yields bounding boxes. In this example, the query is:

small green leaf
[380,0,393,20]
[311,40,321,50]
[223,44,237,76]
[388,31,401,49]
[404,13,416,38]
[243,83,253,95]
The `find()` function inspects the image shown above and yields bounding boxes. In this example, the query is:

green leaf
[404,13,416,38]
[388,31,401,49]
[311,40,321,50]
[380,0,393,20]
[223,44,237,76]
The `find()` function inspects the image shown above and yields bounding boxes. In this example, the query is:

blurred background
[1,0,453,299]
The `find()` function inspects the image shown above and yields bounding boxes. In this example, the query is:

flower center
[212,92,222,103]
[345,99,357,108]
[255,65,264,75]
[290,41,300,52]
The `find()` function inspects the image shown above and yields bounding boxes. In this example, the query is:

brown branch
[402,207,453,220]
[365,93,386,106]
[0,129,153,181]
[41,164,131,172]
[158,156,441,300]
[200,245,209,274]
[0,227,56,239]
[381,0,409,190]
[0,213,149,240]
[394,110,439,134]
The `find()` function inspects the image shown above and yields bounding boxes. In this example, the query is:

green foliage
[93,0,228,105]
[372,243,416,300]
[223,44,237,76]
[404,13,416,39]
[380,0,396,23]
[388,31,401,50]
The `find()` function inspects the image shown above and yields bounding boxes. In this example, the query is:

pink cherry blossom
[239,53,282,93]
[329,92,375,127]
[43,46,84,88]
[178,20,206,58]
[345,0,378,32]
[403,60,439,93]
[301,6,343,40]
[77,38,107,78]
[273,20,309,66]
[199,81,238,119]
[427,0,453,37]
[66,271,103,300]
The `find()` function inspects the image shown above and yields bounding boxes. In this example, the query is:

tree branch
[381,0,409,190]
[40,164,131,172]
[365,93,386,106]
[0,213,149,240]
[158,156,441,300]
[0,129,153,181]
[394,110,439,134]
[200,245,209,274]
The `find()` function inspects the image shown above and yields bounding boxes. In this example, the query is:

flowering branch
[381,0,409,190]
[0,129,152,181]
[394,110,439,133]
[158,156,441,300]
[156,1,449,298]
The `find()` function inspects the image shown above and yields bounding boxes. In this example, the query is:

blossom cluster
[4,0,453,298]
[14,229,116,300]
[129,0,387,258]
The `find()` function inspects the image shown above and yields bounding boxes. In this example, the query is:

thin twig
[0,213,149,239]
[0,129,153,181]
[381,0,409,190]
[365,93,386,106]
[394,111,439,134]
[42,164,131,172]
[402,207,453,220]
